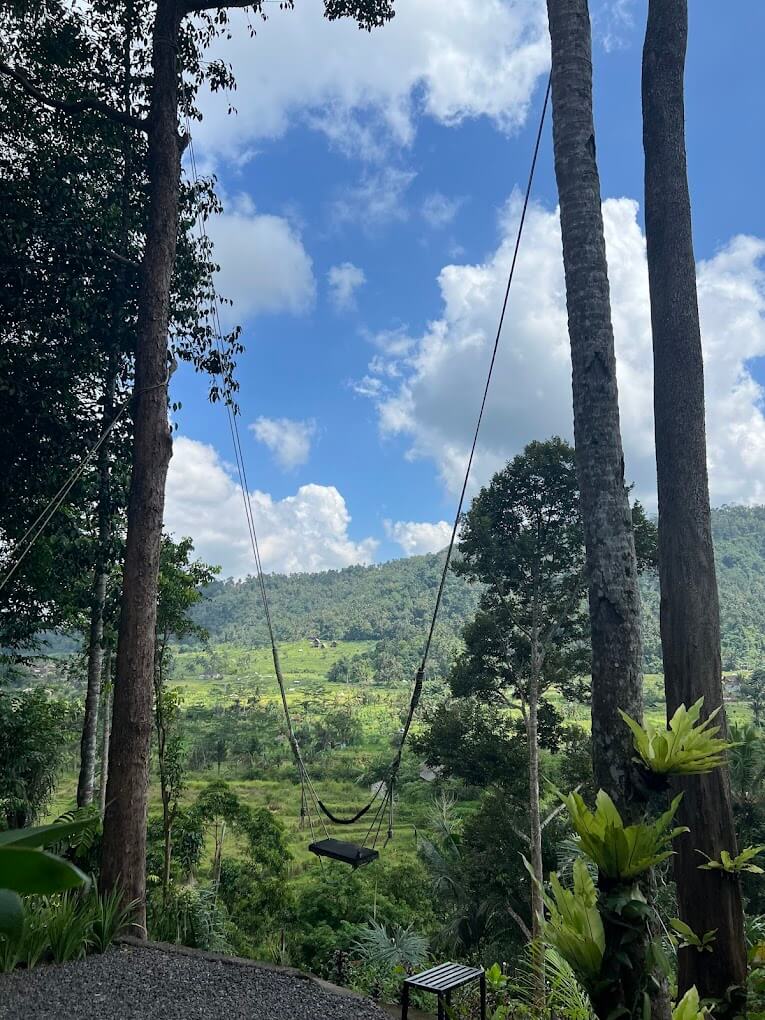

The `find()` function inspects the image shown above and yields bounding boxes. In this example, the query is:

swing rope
[182,69,550,850]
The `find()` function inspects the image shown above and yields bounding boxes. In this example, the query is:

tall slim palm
[546,2,664,1015]
[642,1,747,1004]
[545,0,642,817]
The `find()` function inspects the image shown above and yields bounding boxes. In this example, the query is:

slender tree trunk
[154,635,174,904]
[99,645,112,820]
[77,370,116,807]
[526,693,543,935]
[546,0,643,814]
[547,5,669,1017]
[642,1,747,1006]
[101,0,180,930]
[527,669,545,1007]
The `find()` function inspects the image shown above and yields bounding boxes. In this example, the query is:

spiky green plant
[510,945,596,1020]
[525,857,605,983]
[620,698,734,775]
[86,884,140,953]
[561,789,687,880]
[43,892,93,963]
[697,845,765,874]
[352,920,429,972]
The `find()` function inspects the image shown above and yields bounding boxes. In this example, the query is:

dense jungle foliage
[191,505,765,672]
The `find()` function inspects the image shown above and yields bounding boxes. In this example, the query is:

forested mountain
[193,505,765,670]
[191,550,480,647]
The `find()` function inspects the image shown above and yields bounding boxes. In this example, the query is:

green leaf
[560,788,687,880]
[528,857,605,984]
[0,817,95,850]
[619,698,736,776]
[0,846,89,895]
[672,985,707,1020]
[669,918,717,953]
[0,889,23,939]
[697,845,765,874]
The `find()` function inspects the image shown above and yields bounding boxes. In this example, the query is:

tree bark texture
[99,647,112,820]
[77,371,116,807]
[101,0,179,931]
[546,0,643,812]
[642,0,747,1004]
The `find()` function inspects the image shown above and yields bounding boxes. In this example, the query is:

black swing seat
[308,838,379,868]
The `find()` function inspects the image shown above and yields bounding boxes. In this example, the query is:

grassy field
[47,641,753,881]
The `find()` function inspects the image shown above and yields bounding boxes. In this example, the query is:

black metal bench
[402,962,486,1020]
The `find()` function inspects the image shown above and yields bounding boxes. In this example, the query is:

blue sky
[165,0,765,577]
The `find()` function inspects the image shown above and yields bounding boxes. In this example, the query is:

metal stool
[402,962,486,1020]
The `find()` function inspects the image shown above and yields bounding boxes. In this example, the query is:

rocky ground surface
[0,941,393,1019]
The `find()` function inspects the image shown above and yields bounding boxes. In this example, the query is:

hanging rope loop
[179,73,552,853]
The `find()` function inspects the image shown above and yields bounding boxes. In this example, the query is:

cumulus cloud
[332,166,416,230]
[250,417,317,470]
[359,195,765,507]
[421,192,463,229]
[207,194,315,325]
[385,519,453,556]
[327,262,366,310]
[195,0,550,164]
[164,437,377,576]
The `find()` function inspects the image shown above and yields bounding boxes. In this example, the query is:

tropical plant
[561,789,687,880]
[672,985,707,1020]
[697,845,765,875]
[620,698,734,776]
[526,857,605,984]
[352,920,429,973]
[44,892,93,963]
[669,918,717,954]
[147,886,232,953]
[87,883,140,952]
[0,688,77,828]
[0,818,91,940]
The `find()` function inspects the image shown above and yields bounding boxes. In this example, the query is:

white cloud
[195,0,550,164]
[327,262,366,310]
[164,437,377,576]
[250,417,317,470]
[385,519,452,556]
[359,195,765,507]
[592,0,636,52]
[332,166,416,230]
[207,194,315,325]
[422,192,463,229]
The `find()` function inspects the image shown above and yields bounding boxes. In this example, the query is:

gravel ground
[0,943,391,1020]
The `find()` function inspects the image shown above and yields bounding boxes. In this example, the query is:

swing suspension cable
[0,371,172,597]
[182,70,550,841]
[185,123,331,839]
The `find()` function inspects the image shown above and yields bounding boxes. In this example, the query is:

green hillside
[193,505,765,671]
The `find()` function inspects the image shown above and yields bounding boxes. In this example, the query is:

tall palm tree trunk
[546,0,643,812]
[642,0,746,1006]
[546,3,668,1016]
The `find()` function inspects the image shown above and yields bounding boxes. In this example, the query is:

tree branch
[541,784,581,830]
[182,0,265,13]
[0,61,147,133]
[507,904,532,942]
[96,246,142,272]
